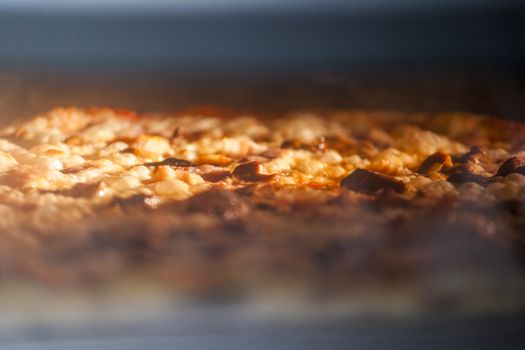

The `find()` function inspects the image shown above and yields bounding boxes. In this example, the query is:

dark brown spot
[445,163,486,184]
[232,161,274,182]
[196,165,231,183]
[61,165,91,174]
[418,152,452,175]
[496,156,525,177]
[447,172,486,185]
[340,169,406,194]
[187,189,249,221]
[516,166,525,175]
[453,146,483,164]
[201,171,231,183]
[144,158,193,167]
[171,126,181,139]
[281,139,297,149]
[443,163,477,176]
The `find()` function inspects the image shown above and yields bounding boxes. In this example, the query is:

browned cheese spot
[340,168,406,194]
[144,158,194,167]
[232,161,274,182]
[418,152,452,175]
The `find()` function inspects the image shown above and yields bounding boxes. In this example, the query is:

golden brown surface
[0,107,524,312]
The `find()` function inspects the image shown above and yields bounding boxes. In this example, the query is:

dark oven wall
[1,69,524,123]
[0,0,524,120]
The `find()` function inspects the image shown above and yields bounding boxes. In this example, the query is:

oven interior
[0,1,525,349]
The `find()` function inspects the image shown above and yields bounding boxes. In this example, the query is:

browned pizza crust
[0,107,524,313]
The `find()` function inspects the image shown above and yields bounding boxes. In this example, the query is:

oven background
[0,0,524,122]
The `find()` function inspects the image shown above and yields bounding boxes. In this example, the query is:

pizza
[0,107,524,314]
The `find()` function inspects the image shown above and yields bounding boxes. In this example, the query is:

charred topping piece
[418,152,452,175]
[443,163,477,176]
[496,156,525,177]
[200,171,231,183]
[340,168,406,194]
[232,161,274,182]
[446,163,486,185]
[453,146,483,164]
[447,172,487,185]
[144,158,193,167]
[196,165,231,183]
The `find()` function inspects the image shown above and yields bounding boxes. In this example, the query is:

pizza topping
[340,168,406,194]
[418,152,452,175]
[144,157,194,168]
[446,164,487,185]
[445,163,487,184]
[454,146,483,164]
[444,163,476,176]
[232,161,274,182]
[496,156,525,177]
[447,172,487,185]
[196,165,231,183]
